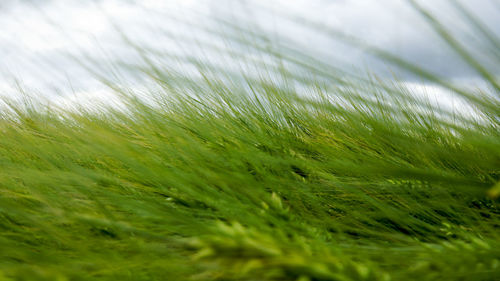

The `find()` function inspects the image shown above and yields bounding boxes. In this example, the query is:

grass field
[0,1,499,280]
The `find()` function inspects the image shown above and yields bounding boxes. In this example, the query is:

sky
[0,0,499,105]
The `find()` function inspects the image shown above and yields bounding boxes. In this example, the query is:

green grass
[1,2,499,280]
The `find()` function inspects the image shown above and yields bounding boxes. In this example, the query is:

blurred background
[1,0,499,106]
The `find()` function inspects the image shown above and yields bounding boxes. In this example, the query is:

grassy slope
[1,2,500,281]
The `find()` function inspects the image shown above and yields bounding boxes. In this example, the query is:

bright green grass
[1,2,499,280]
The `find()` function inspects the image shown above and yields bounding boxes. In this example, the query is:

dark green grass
[1,1,500,280]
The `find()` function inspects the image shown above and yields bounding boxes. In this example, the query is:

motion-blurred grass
[0,1,499,280]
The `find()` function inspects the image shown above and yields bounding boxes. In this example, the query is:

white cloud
[0,0,498,110]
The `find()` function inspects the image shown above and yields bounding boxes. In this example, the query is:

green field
[0,1,499,280]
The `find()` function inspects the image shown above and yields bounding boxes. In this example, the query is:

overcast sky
[1,0,499,103]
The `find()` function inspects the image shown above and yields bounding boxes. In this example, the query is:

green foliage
[0,1,499,280]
